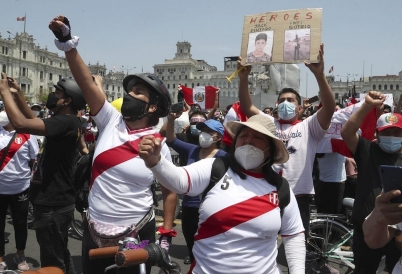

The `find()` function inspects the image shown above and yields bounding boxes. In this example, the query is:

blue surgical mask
[190,125,201,136]
[278,100,296,121]
[379,136,402,153]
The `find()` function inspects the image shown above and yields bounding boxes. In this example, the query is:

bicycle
[3,267,63,274]
[306,198,386,273]
[89,237,181,274]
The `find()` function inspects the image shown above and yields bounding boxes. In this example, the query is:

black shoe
[183,256,191,265]
[4,238,9,244]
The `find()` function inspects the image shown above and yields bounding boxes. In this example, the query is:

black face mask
[45,92,60,109]
[121,94,149,121]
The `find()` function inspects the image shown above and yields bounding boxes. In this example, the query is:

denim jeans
[33,204,76,274]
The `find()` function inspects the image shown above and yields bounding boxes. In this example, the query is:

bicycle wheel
[306,219,354,274]
[70,209,84,238]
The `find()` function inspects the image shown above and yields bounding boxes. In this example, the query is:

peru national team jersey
[0,128,39,195]
[88,101,171,226]
[263,113,327,195]
[154,158,304,274]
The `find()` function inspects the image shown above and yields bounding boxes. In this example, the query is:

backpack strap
[202,156,230,200]
[265,168,290,218]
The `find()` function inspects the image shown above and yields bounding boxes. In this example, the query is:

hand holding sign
[304,43,325,77]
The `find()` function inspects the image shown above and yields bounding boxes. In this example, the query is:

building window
[162,76,164,80]
[59,75,62,81]
[378,85,382,90]
[185,75,187,79]
[106,85,109,90]
[197,83,200,86]
[2,46,8,55]
[118,86,120,92]
[397,84,400,90]
[373,85,376,90]
[23,51,27,59]
[50,60,53,66]
[2,65,6,73]
[49,73,53,81]
[173,84,176,89]
[22,68,27,76]
[192,83,194,88]
[384,84,387,90]
[60,63,62,68]
[40,56,45,63]
[112,85,115,91]
[40,71,44,79]
[40,86,43,93]
[179,75,181,80]
[390,85,393,90]
[167,84,170,89]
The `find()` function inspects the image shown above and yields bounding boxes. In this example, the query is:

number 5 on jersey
[221,175,231,190]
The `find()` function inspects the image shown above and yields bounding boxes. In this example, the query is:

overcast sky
[1,0,401,98]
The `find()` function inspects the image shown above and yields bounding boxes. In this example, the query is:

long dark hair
[226,126,278,187]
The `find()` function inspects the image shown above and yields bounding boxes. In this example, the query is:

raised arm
[341,91,384,154]
[207,89,220,120]
[166,112,180,143]
[237,59,260,118]
[305,44,335,130]
[7,78,36,119]
[49,16,105,114]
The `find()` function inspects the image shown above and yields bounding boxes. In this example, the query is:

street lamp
[121,66,136,76]
[7,31,22,84]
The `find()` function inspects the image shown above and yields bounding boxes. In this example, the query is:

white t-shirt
[153,157,304,274]
[88,101,171,226]
[317,153,346,182]
[0,128,38,195]
[266,113,327,195]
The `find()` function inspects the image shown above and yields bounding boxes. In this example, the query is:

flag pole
[24,13,26,33]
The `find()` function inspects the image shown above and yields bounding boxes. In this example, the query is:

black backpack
[72,150,94,213]
[202,156,291,217]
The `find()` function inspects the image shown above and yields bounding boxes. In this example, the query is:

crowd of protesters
[1,14,402,274]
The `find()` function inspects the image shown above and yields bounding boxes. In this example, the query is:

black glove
[49,16,72,42]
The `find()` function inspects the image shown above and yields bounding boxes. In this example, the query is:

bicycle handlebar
[24,267,64,274]
[89,243,177,271]
[88,246,119,259]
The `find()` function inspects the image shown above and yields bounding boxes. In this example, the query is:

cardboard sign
[241,8,322,65]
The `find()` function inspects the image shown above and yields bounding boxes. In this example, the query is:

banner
[240,8,322,65]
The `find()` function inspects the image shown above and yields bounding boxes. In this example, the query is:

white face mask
[32,111,40,117]
[0,111,9,126]
[235,144,268,170]
[199,132,216,148]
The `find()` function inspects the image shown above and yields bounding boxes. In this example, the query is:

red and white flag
[17,16,25,21]
[328,66,334,73]
[179,85,219,109]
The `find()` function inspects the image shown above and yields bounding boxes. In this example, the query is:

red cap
[376,113,402,132]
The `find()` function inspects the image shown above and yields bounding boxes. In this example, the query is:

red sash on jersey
[90,133,164,189]
[0,133,29,171]
[194,193,277,241]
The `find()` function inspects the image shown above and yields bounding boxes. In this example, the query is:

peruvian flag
[179,85,219,109]
[328,66,334,73]
[17,16,25,21]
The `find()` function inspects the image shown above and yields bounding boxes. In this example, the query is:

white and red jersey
[262,113,327,195]
[0,128,39,195]
[89,101,171,226]
[151,157,304,274]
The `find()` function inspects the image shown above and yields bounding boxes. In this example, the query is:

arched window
[390,84,393,90]
[384,84,387,90]
[373,84,376,90]
[379,84,382,90]
[397,84,400,90]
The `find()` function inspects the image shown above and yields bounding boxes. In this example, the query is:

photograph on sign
[246,31,274,63]
[241,8,322,65]
[283,29,311,61]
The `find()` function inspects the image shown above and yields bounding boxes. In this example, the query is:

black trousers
[315,180,345,214]
[0,188,29,257]
[296,195,311,240]
[82,218,155,274]
[353,229,400,274]
[181,206,200,263]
